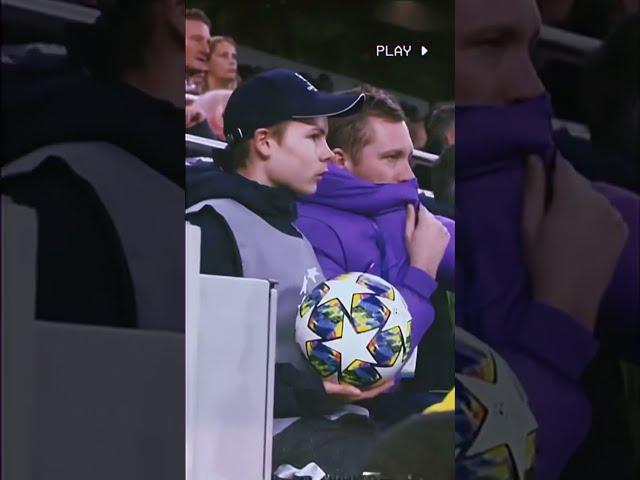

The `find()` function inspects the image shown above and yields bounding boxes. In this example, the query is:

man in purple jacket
[296,87,455,398]
[456,0,638,478]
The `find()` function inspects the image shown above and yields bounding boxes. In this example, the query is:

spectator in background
[408,119,428,151]
[401,102,428,150]
[421,145,455,219]
[204,36,239,91]
[186,103,205,129]
[426,106,454,155]
[399,102,432,189]
[185,8,211,94]
[538,0,637,37]
[430,146,455,206]
[315,72,334,92]
[191,89,233,139]
[567,0,638,38]
[536,1,638,121]
[584,12,639,193]
[537,0,577,24]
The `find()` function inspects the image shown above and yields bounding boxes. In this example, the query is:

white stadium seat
[2,197,36,480]
[186,222,277,480]
[2,196,184,480]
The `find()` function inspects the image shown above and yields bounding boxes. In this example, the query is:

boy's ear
[253,128,272,158]
[332,148,348,167]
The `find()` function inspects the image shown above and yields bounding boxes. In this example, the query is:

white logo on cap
[294,72,318,92]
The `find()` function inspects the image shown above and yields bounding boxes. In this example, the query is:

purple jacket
[296,165,455,351]
[457,93,639,479]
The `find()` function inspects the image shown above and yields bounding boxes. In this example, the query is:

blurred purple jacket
[456,93,639,480]
[296,165,455,351]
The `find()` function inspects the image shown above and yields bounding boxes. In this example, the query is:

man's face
[185,19,210,72]
[344,116,415,184]
[266,118,333,195]
[208,41,238,82]
[456,0,545,105]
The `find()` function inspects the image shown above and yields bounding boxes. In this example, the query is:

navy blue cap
[223,69,365,147]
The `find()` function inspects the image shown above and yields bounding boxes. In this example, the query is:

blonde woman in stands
[204,36,239,92]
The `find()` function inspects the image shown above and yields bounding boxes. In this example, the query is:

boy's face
[346,116,415,185]
[266,118,333,195]
[456,0,544,106]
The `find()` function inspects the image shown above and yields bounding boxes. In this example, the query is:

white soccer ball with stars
[295,272,412,389]
[455,327,538,480]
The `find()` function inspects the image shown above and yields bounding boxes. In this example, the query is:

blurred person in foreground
[2,0,185,328]
[185,8,211,94]
[4,0,185,163]
[204,35,239,92]
[456,0,638,479]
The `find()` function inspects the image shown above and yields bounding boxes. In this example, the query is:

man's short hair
[186,8,211,28]
[327,86,406,163]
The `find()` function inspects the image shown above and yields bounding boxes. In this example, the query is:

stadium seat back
[31,322,184,480]
[2,197,185,480]
[2,197,36,480]
[185,223,200,479]
[2,142,184,330]
[186,251,277,480]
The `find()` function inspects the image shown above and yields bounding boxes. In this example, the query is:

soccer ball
[455,327,537,480]
[295,272,412,389]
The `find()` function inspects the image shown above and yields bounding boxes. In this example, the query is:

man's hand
[323,379,395,403]
[185,105,205,128]
[522,155,628,332]
[192,90,233,139]
[405,204,450,278]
